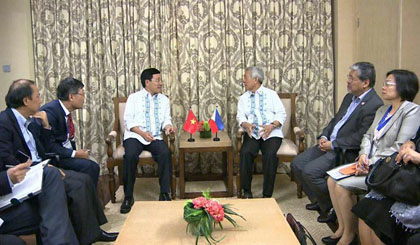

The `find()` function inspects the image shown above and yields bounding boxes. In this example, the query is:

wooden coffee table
[178,131,233,199]
[116,198,299,244]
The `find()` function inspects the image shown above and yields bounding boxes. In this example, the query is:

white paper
[326,162,356,181]
[0,159,49,210]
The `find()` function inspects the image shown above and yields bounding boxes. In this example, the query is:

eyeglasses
[151,78,163,83]
[347,75,360,83]
[73,92,85,97]
[383,81,396,87]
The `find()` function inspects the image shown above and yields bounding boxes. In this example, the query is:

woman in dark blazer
[323,70,420,245]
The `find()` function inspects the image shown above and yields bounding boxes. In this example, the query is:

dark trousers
[0,235,25,245]
[240,135,282,197]
[290,145,336,211]
[63,170,107,245]
[408,233,420,245]
[0,167,78,245]
[59,158,100,187]
[123,138,172,198]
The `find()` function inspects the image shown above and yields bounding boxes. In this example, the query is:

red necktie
[67,114,75,140]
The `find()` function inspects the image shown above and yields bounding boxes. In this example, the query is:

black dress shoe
[321,235,341,245]
[96,230,119,242]
[159,192,171,201]
[306,202,320,211]
[243,191,253,199]
[120,197,134,214]
[318,209,337,223]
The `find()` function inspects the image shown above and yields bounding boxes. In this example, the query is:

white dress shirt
[124,89,172,145]
[58,100,76,157]
[236,85,287,140]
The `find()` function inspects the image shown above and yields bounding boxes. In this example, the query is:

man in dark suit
[0,160,78,244]
[0,79,117,244]
[291,62,383,222]
[41,77,99,186]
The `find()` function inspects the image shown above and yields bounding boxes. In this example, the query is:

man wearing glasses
[121,68,175,214]
[291,62,383,223]
[41,77,100,186]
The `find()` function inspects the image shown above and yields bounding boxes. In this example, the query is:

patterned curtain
[31,0,334,174]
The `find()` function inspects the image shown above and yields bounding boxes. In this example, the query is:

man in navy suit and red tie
[41,78,99,186]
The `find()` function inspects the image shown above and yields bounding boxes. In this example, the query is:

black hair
[5,79,35,108]
[140,68,161,88]
[351,62,376,87]
[57,77,84,101]
[387,69,419,102]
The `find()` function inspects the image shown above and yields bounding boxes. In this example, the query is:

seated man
[237,66,287,198]
[290,62,383,222]
[41,77,99,186]
[0,79,118,244]
[121,68,175,214]
[0,160,78,244]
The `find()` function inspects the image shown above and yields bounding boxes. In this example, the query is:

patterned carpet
[95,173,331,244]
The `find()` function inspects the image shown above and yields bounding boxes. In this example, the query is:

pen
[17,150,31,160]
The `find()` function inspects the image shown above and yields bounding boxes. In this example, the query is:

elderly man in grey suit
[291,62,383,222]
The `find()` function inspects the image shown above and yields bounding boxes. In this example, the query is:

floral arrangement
[183,190,245,244]
[197,120,211,132]
[197,120,212,138]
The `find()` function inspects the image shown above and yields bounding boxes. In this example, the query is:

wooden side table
[178,131,233,199]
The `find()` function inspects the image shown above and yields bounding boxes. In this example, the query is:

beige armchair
[106,97,176,203]
[236,93,305,198]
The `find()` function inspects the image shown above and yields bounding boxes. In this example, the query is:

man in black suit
[0,160,78,244]
[0,79,117,244]
[41,77,99,186]
[291,62,383,222]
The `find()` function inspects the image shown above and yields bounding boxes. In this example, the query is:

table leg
[228,150,233,196]
[179,150,185,199]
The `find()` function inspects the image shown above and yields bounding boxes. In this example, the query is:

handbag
[286,213,316,245]
[366,152,420,205]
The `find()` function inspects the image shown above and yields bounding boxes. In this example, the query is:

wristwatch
[271,122,278,129]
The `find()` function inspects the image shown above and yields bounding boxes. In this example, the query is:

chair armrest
[167,131,175,153]
[293,127,305,153]
[106,131,117,158]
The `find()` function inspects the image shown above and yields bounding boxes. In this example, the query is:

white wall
[0,0,34,109]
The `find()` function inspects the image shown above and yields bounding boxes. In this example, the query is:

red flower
[192,196,208,209]
[204,200,225,222]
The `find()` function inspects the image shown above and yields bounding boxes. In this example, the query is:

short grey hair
[245,66,264,84]
[349,62,376,87]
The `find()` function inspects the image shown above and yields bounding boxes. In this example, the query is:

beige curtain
[31,0,334,174]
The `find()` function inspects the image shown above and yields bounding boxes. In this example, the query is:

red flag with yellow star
[183,109,198,134]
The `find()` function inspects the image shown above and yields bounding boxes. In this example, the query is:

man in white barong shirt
[237,66,287,198]
[120,68,175,214]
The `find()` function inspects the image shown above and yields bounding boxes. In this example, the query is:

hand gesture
[75,149,90,159]
[7,159,32,184]
[260,124,274,139]
[32,111,50,128]
[355,154,369,175]
[242,122,256,138]
[142,132,155,142]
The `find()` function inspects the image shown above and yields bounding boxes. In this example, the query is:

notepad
[327,162,357,181]
[0,159,49,210]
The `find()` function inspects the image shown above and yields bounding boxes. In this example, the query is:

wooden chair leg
[296,181,303,199]
[108,166,116,203]
[236,162,242,198]
[171,157,176,200]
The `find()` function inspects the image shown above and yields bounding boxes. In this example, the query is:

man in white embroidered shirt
[120,68,175,214]
[237,66,287,199]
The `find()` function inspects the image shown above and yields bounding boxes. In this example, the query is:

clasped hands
[241,122,274,139]
[396,141,420,165]
[318,137,332,152]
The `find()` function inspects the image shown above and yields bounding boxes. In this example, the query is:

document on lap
[327,162,357,180]
[0,159,50,210]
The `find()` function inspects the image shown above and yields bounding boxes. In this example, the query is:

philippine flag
[208,108,225,133]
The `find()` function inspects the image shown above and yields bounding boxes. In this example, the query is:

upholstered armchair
[235,93,305,198]
[105,97,176,203]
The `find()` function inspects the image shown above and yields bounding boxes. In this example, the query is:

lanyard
[377,106,393,131]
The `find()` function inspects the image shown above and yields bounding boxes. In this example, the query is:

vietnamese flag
[208,108,225,133]
[183,109,198,134]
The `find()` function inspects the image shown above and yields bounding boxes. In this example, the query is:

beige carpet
[95,174,332,244]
